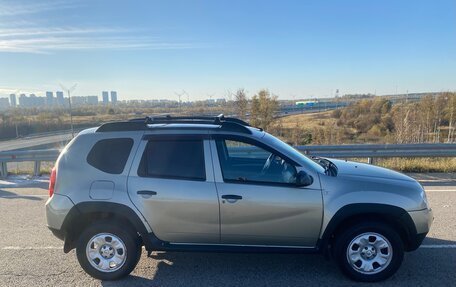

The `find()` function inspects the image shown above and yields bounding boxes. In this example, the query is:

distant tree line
[273,92,456,145]
[1,91,455,145]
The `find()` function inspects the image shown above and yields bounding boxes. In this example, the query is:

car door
[128,134,220,243]
[211,135,323,247]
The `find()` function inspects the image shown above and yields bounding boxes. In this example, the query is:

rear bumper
[45,193,74,231]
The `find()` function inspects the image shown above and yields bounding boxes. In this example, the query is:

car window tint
[216,139,296,184]
[139,139,206,181]
[225,140,270,159]
[87,138,133,174]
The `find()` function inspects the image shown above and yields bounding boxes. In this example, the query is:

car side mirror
[296,170,313,187]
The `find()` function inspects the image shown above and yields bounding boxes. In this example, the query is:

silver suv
[45,115,432,282]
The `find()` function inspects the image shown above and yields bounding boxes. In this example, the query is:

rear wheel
[334,221,404,282]
[76,221,141,280]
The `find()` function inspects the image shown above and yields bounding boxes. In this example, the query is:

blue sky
[0,0,455,100]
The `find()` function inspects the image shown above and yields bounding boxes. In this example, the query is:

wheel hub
[99,244,115,259]
[361,245,377,259]
[346,232,393,275]
[86,233,127,273]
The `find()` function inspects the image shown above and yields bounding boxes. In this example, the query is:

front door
[211,136,323,247]
[128,135,220,243]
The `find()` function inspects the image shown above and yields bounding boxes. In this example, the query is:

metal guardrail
[1,143,456,178]
[0,149,60,177]
[296,143,456,163]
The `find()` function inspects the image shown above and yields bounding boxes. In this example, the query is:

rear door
[128,134,220,243]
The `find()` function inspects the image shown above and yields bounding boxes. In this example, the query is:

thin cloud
[0,2,207,53]
[0,0,80,16]
[0,27,125,38]
[0,32,205,54]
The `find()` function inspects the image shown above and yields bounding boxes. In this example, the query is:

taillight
[49,167,56,197]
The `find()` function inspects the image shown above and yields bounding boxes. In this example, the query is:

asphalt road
[0,174,455,287]
[0,132,73,152]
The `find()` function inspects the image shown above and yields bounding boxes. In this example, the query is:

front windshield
[263,133,326,173]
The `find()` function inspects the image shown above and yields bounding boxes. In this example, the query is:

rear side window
[87,138,134,174]
[138,139,206,181]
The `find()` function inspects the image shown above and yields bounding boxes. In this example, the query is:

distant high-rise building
[87,96,98,105]
[56,91,64,106]
[71,96,86,106]
[19,94,27,107]
[9,94,17,107]
[17,94,44,108]
[0,97,9,110]
[45,91,54,106]
[110,91,117,104]
[102,91,109,104]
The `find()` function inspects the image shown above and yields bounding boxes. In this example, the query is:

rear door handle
[221,194,242,200]
[137,190,157,196]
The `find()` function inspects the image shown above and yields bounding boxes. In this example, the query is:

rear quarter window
[86,138,134,174]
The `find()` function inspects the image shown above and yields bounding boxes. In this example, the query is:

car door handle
[221,194,242,200]
[137,190,157,196]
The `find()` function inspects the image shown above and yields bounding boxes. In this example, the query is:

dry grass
[377,157,456,173]
[6,161,53,176]
[277,111,336,129]
[338,157,456,173]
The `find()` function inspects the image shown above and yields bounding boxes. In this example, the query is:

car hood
[329,159,415,182]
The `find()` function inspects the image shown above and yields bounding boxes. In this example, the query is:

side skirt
[142,233,320,254]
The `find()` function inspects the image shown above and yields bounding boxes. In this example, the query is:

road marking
[424,189,456,192]
[418,179,456,182]
[2,246,61,250]
[0,195,48,198]
[420,245,456,249]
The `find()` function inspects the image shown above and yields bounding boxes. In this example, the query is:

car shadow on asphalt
[0,189,43,201]
[0,179,49,190]
[101,251,349,287]
[100,236,456,287]
[422,237,456,245]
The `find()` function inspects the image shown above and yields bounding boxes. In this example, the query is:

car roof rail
[96,114,252,134]
[144,114,251,134]
[144,114,250,126]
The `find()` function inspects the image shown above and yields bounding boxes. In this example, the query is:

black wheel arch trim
[319,203,418,253]
[61,202,151,253]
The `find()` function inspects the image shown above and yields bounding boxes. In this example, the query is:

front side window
[216,138,297,185]
[138,139,206,181]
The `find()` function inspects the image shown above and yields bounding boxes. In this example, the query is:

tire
[76,221,142,280]
[334,221,404,282]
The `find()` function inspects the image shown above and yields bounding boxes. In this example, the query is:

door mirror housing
[296,170,313,187]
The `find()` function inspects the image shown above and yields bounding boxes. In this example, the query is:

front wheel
[334,221,404,282]
[76,221,142,280]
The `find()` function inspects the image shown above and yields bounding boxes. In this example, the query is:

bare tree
[234,88,248,120]
[446,93,456,142]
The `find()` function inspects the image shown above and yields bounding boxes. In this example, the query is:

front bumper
[407,208,433,251]
[408,208,433,234]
